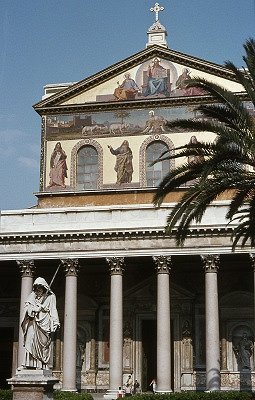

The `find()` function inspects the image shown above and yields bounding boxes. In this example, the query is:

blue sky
[0,0,254,210]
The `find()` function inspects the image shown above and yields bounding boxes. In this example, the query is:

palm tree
[153,38,255,248]
[114,111,131,124]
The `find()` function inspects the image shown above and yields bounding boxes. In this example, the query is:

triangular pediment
[34,45,245,113]
[124,275,194,300]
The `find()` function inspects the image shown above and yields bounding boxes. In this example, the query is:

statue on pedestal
[233,332,253,371]
[21,277,60,369]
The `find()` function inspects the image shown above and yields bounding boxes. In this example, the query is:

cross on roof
[150,2,164,22]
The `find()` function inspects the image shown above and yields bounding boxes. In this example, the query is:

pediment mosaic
[34,46,244,111]
[51,56,243,106]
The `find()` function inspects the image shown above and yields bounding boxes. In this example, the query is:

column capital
[201,254,220,272]
[61,258,79,276]
[17,260,36,277]
[106,257,125,275]
[249,253,255,270]
[153,255,171,274]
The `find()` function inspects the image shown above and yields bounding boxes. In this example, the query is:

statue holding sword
[21,272,60,370]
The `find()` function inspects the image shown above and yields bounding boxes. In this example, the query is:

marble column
[106,257,124,391]
[17,260,36,368]
[153,256,172,393]
[61,259,79,392]
[201,254,220,391]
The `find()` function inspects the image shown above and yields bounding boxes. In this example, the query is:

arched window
[76,145,98,190]
[146,141,170,187]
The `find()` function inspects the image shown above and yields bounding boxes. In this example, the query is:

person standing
[149,378,157,394]
[133,379,140,394]
[125,374,133,396]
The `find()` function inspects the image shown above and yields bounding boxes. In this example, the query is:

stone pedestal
[8,369,59,400]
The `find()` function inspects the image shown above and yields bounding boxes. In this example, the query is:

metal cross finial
[150,2,164,22]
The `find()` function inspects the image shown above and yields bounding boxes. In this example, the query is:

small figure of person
[133,379,140,394]
[108,140,133,185]
[114,73,140,101]
[21,277,60,369]
[49,142,68,188]
[117,386,124,398]
[149,378,157,394]
[125,374,133,396]
[233,332,253,370]
[144,58,169,97]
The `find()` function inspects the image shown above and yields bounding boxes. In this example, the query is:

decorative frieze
[106,257,125,275]
[17,260,35,277]
[61,258,79,276]
[201,254,220,272]
[153,255,171,273]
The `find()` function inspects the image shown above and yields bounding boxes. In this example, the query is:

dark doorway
[0,327,14,388]
[142,319,175,392]
[142,320,156,392]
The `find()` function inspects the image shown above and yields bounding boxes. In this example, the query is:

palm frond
[154,38,255,248]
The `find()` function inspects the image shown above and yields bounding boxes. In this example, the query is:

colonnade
[16,254,241,392]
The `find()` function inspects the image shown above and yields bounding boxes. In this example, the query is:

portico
[0,203,254,392]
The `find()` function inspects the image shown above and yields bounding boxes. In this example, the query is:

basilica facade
[1,6,255,393]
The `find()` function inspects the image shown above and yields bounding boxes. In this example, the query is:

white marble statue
[21,277,60,369]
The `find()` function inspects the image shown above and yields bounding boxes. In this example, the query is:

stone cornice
[0,204,252,259]
[33,92,249,116]
[0,225,234,244]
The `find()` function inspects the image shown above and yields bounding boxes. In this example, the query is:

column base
[156,389,173,393]
[8,369,59,400]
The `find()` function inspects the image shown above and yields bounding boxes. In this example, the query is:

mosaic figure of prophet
[108,140,133,184]
[49,142,68,188]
